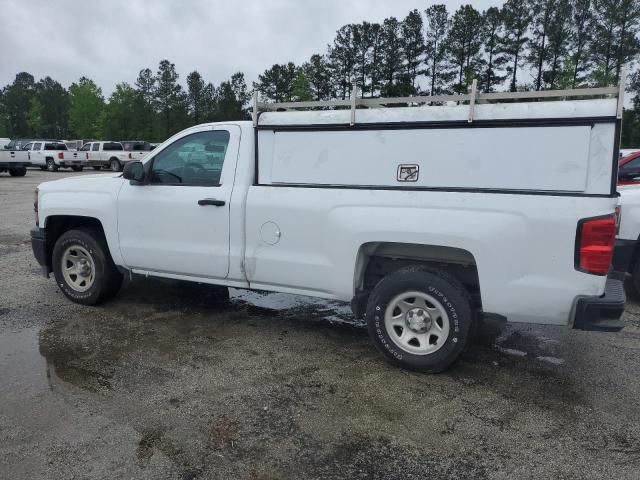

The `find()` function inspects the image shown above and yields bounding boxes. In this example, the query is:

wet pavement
[2,169,640,479]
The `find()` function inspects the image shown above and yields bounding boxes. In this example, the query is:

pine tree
[568,0,594,88]
[482,7,508,92]
[302,54,333,100]
[328,25,357,99]
[2,72,35,137]
[446,5,485,94]
[255,63,298,102]
[545,0,572,89]
[186,71,207,125]
[379,17,403,96]
[135,68,156,140]
[527,0,557,91]
[424,4,451,95]
[400,10,425,91]
[501,0,532,91]
[154,60,188,139]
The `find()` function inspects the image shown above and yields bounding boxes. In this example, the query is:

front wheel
[52,228,123,305]
[9,167,27,177]
[366,267,473,373]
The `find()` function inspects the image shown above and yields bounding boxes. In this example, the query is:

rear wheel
[366,267,473,373]
[8,167,27,177]
[46,158,58,172]
[52,228,123,305]
[110,159,121,172]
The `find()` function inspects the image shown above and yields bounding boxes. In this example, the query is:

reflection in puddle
[0,328,49,396]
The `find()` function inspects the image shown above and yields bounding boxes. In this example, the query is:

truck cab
[81,141,130,171]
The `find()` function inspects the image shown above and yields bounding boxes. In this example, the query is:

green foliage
[425,4,452,95]
[69,77,103,138]
[292,72,313,102]
[101,83,141,140]
[501,0,532,91]
[26,96,44,136]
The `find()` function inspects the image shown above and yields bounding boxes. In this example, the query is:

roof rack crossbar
[251,81,623,127]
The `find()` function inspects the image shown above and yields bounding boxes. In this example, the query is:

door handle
[198,198,226,207]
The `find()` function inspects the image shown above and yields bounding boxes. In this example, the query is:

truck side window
[149,130,230,186]
[33,143,42,150]
[92,143,100,151]
[80,143,91,151]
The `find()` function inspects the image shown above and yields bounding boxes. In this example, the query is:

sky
[0,0,500,96]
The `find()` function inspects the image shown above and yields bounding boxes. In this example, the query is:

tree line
[0,61,249,143]
[1,0,639,146]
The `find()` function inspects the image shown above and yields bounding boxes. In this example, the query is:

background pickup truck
[81,141,130,171]
[0,145,29,176]
[30,87,625,373]
[22,140,85,172]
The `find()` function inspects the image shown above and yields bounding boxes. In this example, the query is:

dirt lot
[1,169,640,479]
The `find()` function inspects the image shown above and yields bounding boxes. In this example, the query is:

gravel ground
[1,169,640,479]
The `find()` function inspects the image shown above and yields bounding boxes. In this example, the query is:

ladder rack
[251,69,627,126]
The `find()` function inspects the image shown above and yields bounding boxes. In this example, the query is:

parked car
[618,151,640,185]
[23,140,85,171]
[30,87,625,372]
[80,141,130,171]
[121,141,154,161]
[613,184,640,293]
[619,148,640,159]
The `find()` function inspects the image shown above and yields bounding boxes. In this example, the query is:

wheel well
[42,216,106,271]
[352,242,482,316]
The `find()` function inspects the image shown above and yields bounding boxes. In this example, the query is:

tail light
[575,215,616,275]
[58,152,64,160]
[34,188,39,226]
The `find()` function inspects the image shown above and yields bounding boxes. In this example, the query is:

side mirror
[123,161,145,184]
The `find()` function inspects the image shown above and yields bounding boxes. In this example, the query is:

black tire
[71,166,84,172]
[46,158,58,172]
[92,166,102,171]
[52,228,123,306]
[366,266,473,373]
[9,167,27,177]
[110,158,121,172]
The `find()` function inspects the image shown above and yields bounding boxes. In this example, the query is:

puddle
[0,328,49,397]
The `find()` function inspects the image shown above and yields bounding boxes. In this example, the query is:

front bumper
[30,226,50,277]
[612,239,636,273]
[573,277,625,332]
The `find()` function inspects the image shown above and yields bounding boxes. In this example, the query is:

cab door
[117,125,240,279]
[29,142,44,166]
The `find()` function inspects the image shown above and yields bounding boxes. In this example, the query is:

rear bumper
[612,239,636,273]
[573,277,625,332]
[0,162,30,168]
[30,226,50,277]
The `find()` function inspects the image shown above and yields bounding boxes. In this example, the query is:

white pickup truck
[30,85,626,372]
[0,144,29,176]
[80,141,131,172]
[22,140,86,172]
